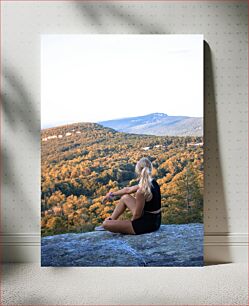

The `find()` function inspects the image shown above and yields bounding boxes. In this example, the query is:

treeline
[41,122,203,236]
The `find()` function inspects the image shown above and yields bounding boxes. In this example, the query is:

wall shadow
[1,65,39,226]
[74,2,168,34]
[203,41,231,264]
[1,65,40,274]
[2,66,39,134]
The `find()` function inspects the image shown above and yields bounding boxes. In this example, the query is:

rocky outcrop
[41,223,203,267]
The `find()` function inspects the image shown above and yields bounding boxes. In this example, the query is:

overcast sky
[41,34,203,129]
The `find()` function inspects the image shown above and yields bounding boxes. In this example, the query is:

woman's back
[143,179,161,211]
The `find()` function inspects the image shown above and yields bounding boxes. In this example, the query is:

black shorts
[131,210,161,235]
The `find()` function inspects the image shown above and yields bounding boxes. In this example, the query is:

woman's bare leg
[102,194,137,234]
[110,194,136,220]
[103,219,136,235]
[109,200,126,220]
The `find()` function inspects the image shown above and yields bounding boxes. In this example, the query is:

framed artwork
[41,34,204,267]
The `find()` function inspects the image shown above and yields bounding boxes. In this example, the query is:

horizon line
[41,112,203,130]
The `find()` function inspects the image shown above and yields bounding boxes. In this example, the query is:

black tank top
[143,179,161,212]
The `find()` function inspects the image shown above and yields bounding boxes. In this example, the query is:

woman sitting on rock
[95,157,161,235]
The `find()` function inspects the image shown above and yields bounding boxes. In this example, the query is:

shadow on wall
[1,65,40,268]
[74,2,168,34]
[1,66,39,133]
[204,41,231,264]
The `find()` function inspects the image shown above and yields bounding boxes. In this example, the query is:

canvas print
[41,34,204,267]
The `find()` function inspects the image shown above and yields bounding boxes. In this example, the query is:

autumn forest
[41,122,203,237]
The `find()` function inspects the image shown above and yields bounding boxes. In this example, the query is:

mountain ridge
[99,112,203,136]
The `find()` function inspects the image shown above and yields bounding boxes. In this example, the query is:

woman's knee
[120,194,136,214]
[121,194,132,202]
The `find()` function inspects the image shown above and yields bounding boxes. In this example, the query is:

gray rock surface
[41,223,203,267]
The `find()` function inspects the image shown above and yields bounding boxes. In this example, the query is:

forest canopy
[41,122,203,237]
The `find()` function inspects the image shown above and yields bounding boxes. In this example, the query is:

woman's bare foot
[94,217,112,231]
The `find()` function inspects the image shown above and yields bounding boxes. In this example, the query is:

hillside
[41,122,203,237]
[99,113,203,136]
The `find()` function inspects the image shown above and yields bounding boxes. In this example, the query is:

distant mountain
[99,113,203,136]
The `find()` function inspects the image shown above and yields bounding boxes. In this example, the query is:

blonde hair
[135,157,153,201]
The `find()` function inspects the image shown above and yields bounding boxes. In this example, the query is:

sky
[41,34,203,129]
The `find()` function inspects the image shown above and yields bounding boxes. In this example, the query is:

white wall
[1,1,248,263]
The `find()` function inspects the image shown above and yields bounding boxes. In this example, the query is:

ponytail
[135,158,153,201]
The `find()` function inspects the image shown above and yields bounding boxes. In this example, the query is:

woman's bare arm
[131,189,145,221]
[102,185,139,203]
[112,185,139,196]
